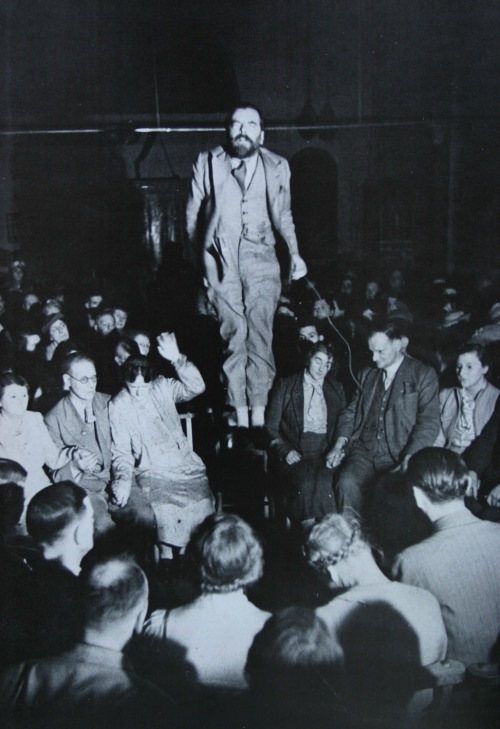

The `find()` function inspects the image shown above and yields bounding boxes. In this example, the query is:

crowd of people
[0,247,499,728]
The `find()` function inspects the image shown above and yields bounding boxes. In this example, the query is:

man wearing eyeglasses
[44,352,114,537]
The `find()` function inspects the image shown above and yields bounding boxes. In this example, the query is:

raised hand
[157,332,181,362]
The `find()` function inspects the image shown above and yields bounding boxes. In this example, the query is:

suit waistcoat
[216,156,274,246]
[360,374,392,456]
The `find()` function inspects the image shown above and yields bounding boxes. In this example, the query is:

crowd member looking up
[327,320,440,514]
[109,332,214,559]
[128,329,151,357]
[435,343,499,453]
[41,313,69,362]
[391,447,500,665]
[114,337,141,367]
[0,556,180,729]
[305,512,446,717]
[266,342,345,524]
[186,103,307,436]
[144,513,270,689]
[44,352,115,538]
[0,372,78,527]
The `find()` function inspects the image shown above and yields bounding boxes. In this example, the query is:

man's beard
[229,135,260,159]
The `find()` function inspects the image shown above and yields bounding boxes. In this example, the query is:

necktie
[84,406,96,424]
[232,160,247,193]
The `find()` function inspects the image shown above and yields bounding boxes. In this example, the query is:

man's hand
[465,470,480,500]
[285,449,302,466]
[486,484,500,508]
[391,454,412,473]
[325,442,346,469]
[291,254,307,281]
[73,448,100,474]
[110,481,131,508]
[157,332,181,362]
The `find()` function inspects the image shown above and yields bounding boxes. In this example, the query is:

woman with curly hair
[305,512,447,721]
[143,513,271,689]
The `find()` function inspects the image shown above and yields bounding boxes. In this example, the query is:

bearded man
[186,104,307,438]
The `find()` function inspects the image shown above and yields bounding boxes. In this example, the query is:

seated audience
[245,607,344,729]
[471,301,500,346]
[0,556,180,729]
[109,332,214,558]
[0,372,78,527]
[435,342,499,453]
[266,342,346,523]
[462,395,500,516]
[391,447,500,665]
[305,512,447,717]
[143,513,270,689]
[112,303,129,332]
[40,312,70,362]
[327,320,440,514]
[44,352,115,537]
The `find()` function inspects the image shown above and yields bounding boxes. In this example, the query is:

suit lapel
[290,373,305,435]
[386,357,409,412]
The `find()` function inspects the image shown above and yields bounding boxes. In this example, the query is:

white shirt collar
[230,151,259,185]
[383,355,405,389]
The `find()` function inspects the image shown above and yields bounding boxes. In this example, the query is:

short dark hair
[115,337,141,360]
[0,372,29,400]
[225,103,265,133]
[457,342,491,372]
[0,457,28,485]
[0,483,25,536]
[26,481,88,545]
[82,556,148,630]
[367,319,406,341]
[121,356,154,384]
[61,352,95,377]
[305,341,334,367]
[406,447,469,503]
[246,607,341,683]
[190,513,264,593]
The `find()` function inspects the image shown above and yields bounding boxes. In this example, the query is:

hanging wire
[153,53,177,177]
[302,276,361,390]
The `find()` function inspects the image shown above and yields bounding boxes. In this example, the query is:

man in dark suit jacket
[186,104,307,438]
[266,343,346,521]
[44,351,114,536]
[327,321,440,513]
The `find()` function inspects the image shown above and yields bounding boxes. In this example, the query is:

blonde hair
[304,512,365,571]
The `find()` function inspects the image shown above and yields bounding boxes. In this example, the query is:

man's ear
[412,485,427,511]
[62,373,71,391]
[259,129,265,145]
[400,336,409,352]
[134,600,148,634]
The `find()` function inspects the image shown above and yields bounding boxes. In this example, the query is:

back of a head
[305,512,366,573]
[190,513,264,593]
[406,447,469,503]
[26,481,87,546]
[0,483,24,537]
[82,556,148,631]
[246,608,342,729]
[0,457,27,487]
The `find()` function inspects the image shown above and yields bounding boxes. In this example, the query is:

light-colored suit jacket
[335,356,440,462]
[185,145,299,270]
[44,392,112,490]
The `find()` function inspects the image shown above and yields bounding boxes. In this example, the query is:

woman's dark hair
[121,356,154,384]
[405,447,469,503]
[0,371,29,400]
[305,341,336,371]
[457,342,491,374]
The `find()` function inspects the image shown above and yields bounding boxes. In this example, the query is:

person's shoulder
[94,391,112,408]
[44,395,68,421]
[260,147,288,166]
[403,355,438,378]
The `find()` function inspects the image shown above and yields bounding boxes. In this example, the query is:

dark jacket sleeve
[399,364,440,458]
[463,397,500,477]
[265,377,296,461]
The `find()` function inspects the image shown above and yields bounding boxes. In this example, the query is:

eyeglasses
[69,374,98,385]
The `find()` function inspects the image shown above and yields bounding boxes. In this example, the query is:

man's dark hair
[367,319,407,341]
[115,337,141,360]
[305,341,335,366]
[26,481,88,545]
[82,556,148,630]
[0,483,24,537]
[225,103,265,133]
[61,351,95,377]
[405,447,469,503]
[0,457,28,485]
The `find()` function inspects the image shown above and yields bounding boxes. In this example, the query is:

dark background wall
[0,0,498,287]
